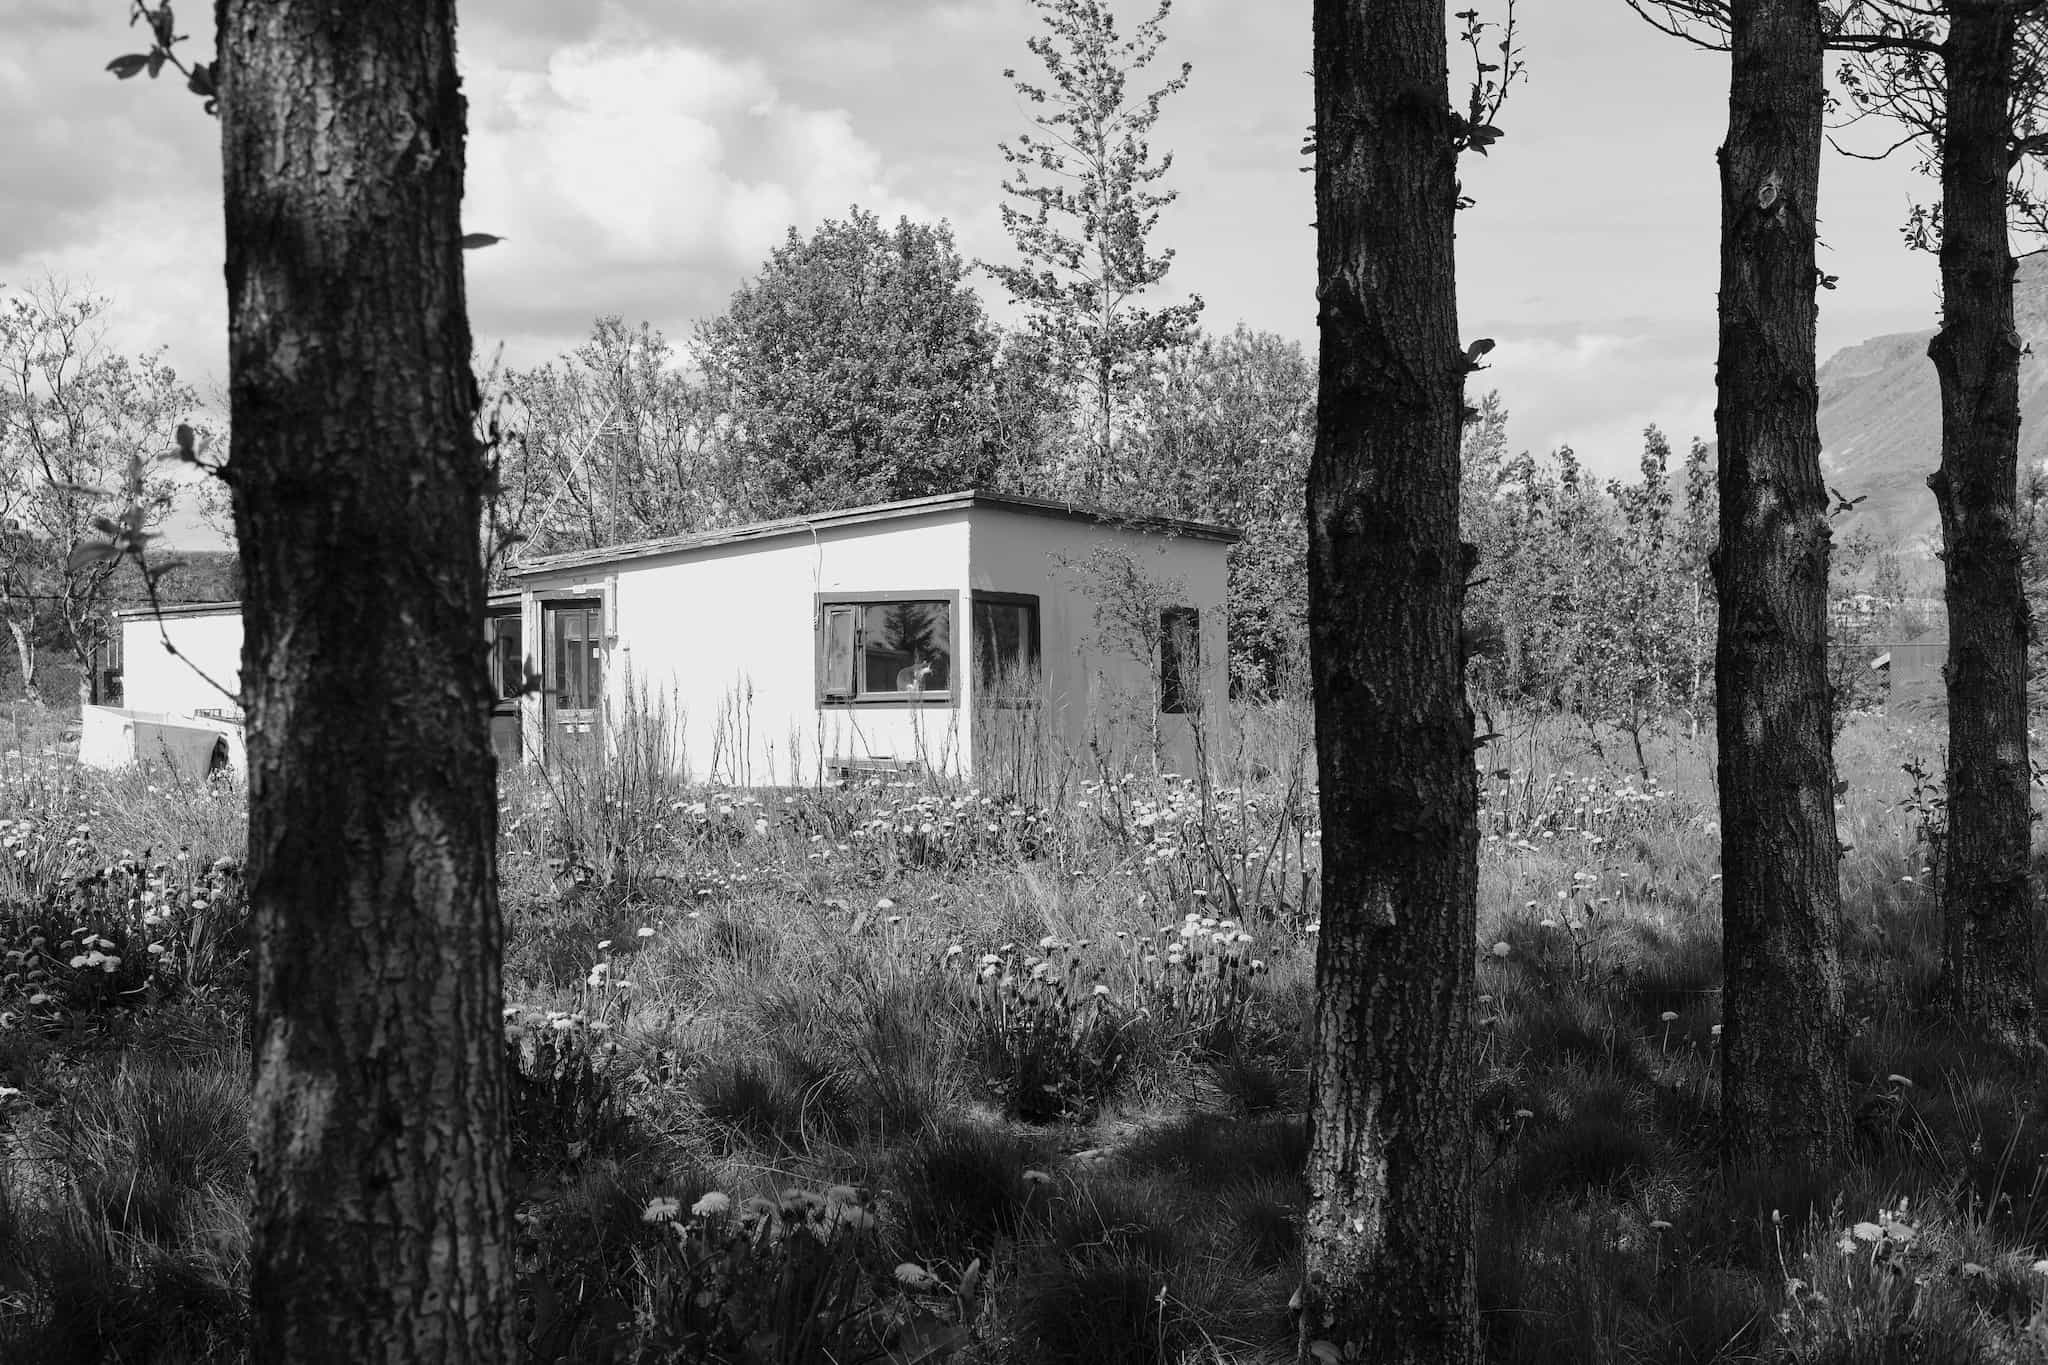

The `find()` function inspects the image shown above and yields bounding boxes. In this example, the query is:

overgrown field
[4,703,2048,1363]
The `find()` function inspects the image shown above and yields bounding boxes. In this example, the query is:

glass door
[543,601,603,764]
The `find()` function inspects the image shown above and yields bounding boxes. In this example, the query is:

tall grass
[11,705,2048,1360]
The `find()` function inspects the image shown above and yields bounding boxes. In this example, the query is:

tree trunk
[1930,0,2039,1056]
[1298,1,1478,1361]
[6,617,37,706]
[1713,0,1851,1170]
[218,3,515,1360]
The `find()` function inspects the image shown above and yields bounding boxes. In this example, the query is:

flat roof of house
[510,490,1241,580]
[113,600,242,621]
[116,590,523,621]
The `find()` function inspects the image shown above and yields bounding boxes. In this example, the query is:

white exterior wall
[118,610,244,718]
[966,508,1231,776]
[520,511,973,784]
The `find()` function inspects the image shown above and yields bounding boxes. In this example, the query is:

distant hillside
[1815,255,2048,560]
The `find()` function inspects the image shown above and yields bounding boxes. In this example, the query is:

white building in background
[80,601,247,778]
[83,491,1238,785]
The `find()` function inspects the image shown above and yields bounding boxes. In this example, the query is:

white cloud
[1480,325,1716,481]
[463,28,937,358]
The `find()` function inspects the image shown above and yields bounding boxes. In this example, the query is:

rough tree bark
[1297,1,1479,1361]
[1713,0,1852,1169]
[1930,0,2039,1056]
[218,2,515,1359]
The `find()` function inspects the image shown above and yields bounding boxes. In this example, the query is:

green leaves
[992,0,1202,489]
[691,208,1003,513]
[108,4,216,115]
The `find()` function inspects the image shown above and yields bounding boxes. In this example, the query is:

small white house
[84,592,527,777]
[81,491,1238,785]
[510,491,1236,783]
[80,601,248,778]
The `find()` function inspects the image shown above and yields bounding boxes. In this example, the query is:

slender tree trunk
[1298,1,1478,1360]
[1930,0,2039,1056]
[8,617,39,706]
[219,2,514,1359]
[1713,0,1851,1170]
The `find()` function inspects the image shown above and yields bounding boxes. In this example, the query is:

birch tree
[989,0,1203,500]
[0,281,190,706]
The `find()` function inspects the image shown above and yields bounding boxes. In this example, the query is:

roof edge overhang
[509,490,1241,582]
[116,589,523,621]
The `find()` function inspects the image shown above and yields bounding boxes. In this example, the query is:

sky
[0,0,1952,545]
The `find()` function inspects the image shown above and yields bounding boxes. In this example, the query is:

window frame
[970,590,1043,708]
[1159,605,1201,715]
[815,589,962,708]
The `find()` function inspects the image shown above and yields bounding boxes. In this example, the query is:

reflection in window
[819,598,952,701]
[973,595,1040,704]
[1160,606,1200,715]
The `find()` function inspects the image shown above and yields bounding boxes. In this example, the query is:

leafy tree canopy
[693,207,1002,516]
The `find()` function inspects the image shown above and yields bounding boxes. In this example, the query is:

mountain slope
[1816,255,2048,554]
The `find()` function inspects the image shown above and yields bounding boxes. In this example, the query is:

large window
[1160,606,1200,715]
[818,594,956,704]
[972,592,1041,704]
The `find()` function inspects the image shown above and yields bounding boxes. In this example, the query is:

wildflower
[1514,1108,1534,1120]
[637,926,655,938]
[895,1262,939,1289]
[1649,1220,1672,1231]
[1851,1222,1883,1242]
[876,898,895,911]
[1022,1169,1053,1185]
[945,944,964,959]
[691,1192,731,1218]
[596,939,612,951]
[1887,1074,1914,1088]
[1490,941,1512,959]
[1660,1011,1679,1023]
[641,1198,681,1223]
[1092,984,1111,997]
[825,1185,862,1205]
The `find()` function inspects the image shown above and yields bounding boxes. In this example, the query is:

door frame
[536,589,611,766]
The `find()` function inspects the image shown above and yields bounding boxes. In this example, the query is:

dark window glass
[490,616,522,701]
[973,597,1040,701]
[1160,606,1200,714]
